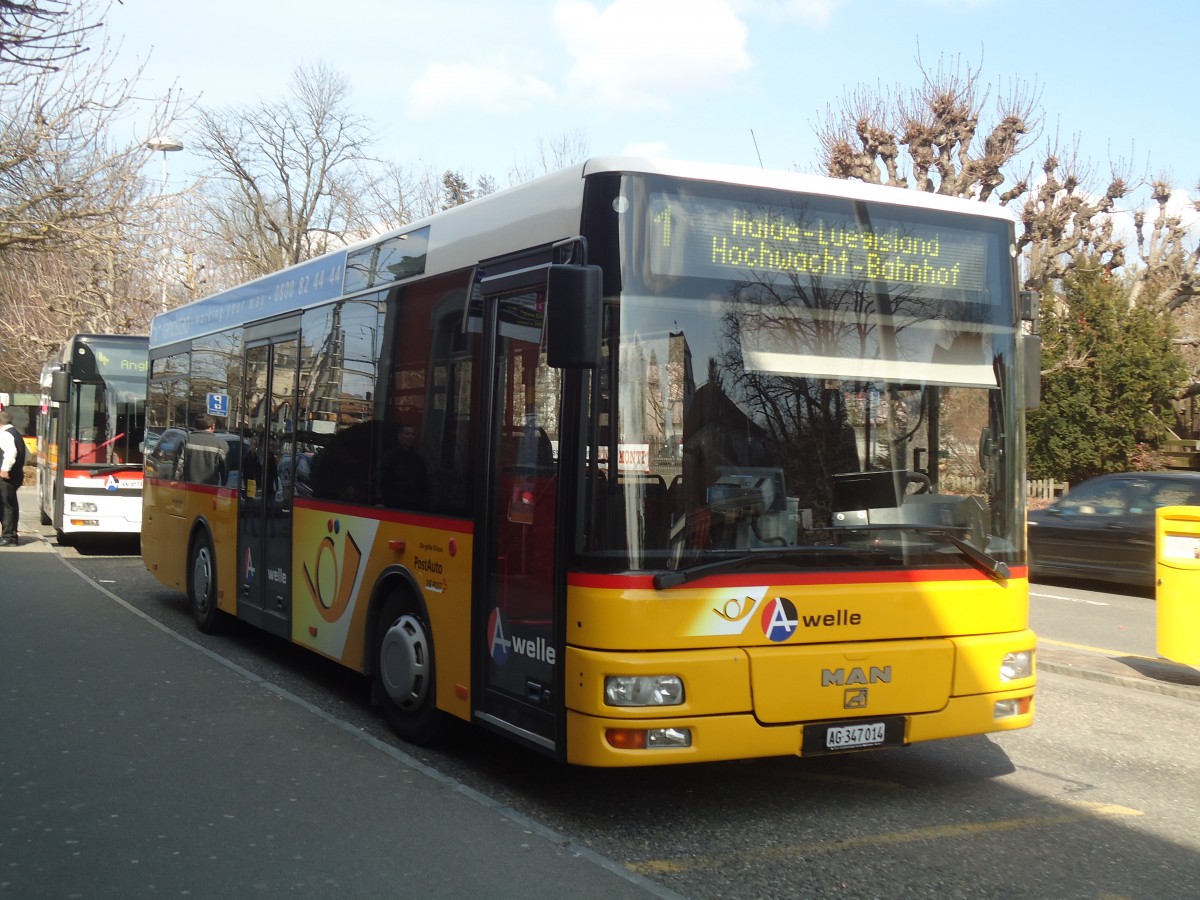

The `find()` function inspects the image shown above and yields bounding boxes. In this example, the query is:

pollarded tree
[813,54,1196,309]
[1027,257,1186,483]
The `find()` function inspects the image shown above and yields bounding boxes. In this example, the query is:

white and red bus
[38,334,149,542]
[142,158,1038,766]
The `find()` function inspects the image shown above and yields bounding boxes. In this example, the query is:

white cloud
[554,0,751,109]
[408,62,556,118]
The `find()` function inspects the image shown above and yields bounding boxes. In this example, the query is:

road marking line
[627,802,1142,875]
[1030,590,1109,606]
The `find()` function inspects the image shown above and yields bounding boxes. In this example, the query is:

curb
[1038,645,1200,703]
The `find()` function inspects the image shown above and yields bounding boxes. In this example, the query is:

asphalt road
[6,490,1200,898]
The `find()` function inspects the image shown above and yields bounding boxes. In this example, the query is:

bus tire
[373,588,444,746]
[188,530,223,633]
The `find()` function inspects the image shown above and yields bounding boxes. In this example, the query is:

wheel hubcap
[192,547,212,611]
[379,614,430,710]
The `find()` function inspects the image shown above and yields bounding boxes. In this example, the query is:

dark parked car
[1026,471,1200,587]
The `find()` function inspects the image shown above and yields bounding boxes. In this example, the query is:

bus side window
[147,428,186,482]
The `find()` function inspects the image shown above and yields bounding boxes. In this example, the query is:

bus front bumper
[564,688,1035,767]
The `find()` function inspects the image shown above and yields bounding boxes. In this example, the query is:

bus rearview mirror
[546,264,603,368]
[1022,333,1041,410]
[50,369,71,404]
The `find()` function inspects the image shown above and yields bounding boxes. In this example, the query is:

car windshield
[1052,477,1200,517]
[1053,479,1131,516]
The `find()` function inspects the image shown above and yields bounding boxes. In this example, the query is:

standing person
[0,409,27,546]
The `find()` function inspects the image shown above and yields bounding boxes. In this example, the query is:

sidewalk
[0,487,673,900]
[1037,641,1200,702]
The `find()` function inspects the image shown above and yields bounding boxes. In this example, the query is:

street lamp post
[145,136,184,310]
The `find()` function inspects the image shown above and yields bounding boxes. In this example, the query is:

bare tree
[508,130,589,185]
[191,61,374,277]
[0,0,96,79]
[350,159,429,236]
[0,3,188,388]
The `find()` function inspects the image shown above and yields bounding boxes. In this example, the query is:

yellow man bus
[142,158,1037,766]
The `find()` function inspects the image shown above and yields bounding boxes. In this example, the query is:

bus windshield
[580,174,1022,573]
[66,340,148,467]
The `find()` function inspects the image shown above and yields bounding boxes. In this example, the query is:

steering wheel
[905,471,931,494]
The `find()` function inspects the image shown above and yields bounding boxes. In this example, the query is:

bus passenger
[185,415,228,486]
[378,422,429,510]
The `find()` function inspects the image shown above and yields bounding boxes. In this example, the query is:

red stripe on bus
[65,469,143,481]
[568,566,1027,590]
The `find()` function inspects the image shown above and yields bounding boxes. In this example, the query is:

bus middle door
[237,329,299,639]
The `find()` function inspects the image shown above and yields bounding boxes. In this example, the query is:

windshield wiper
[922,528,1011,580]
[652,545,879,590]
[848,524,1010,580]
[76,463,142,475]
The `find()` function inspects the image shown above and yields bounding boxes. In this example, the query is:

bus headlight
[1000,650,1033,681]
[604,674,684,707]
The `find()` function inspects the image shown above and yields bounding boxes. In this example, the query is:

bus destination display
[647,192,992,298]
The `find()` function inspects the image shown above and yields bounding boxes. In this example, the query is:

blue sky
[108,0,1196,226]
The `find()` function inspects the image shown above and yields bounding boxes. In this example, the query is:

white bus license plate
[826,722,886,750]
[802,717,904,756]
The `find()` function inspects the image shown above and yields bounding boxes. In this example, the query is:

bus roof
[150,157,1018,350]
[581,156,1018,222]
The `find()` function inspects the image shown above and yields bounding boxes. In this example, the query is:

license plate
[826,722,886,749]
[803,717,904,756]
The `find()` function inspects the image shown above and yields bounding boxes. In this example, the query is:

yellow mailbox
[1156,506,1200,666]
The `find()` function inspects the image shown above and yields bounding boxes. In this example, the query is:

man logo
[844,688,868,709]
[822,666,892,686]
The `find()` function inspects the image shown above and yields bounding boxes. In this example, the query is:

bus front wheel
[373,589,444,745]
[188,531,223,633]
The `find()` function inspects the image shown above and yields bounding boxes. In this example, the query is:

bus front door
[477,283,562,755]
[237,332,299,639]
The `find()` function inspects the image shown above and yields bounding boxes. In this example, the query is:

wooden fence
[941,474,1068,499]
[1027,477,1069,499]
